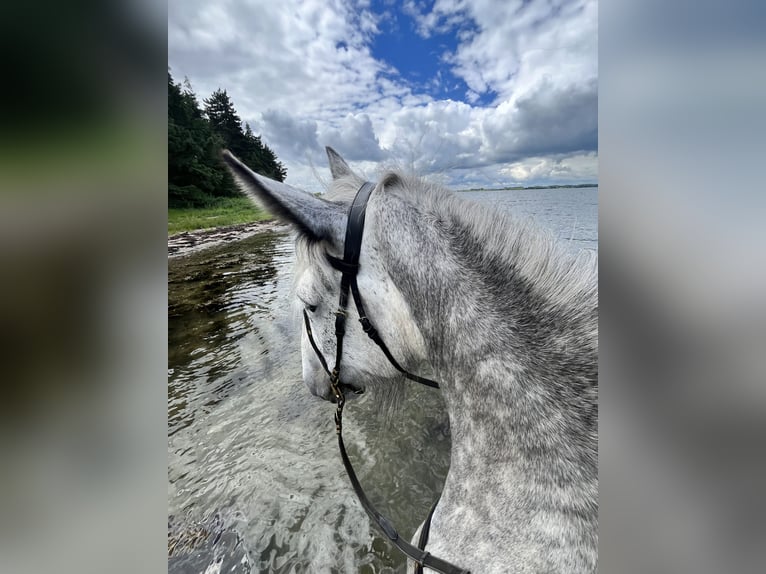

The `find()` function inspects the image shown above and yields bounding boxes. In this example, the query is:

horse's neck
[377,191,598,488]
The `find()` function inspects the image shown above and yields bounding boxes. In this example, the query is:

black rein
[301,181,469,574]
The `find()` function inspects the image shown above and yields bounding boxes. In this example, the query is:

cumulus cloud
[414,0,597,101]
[482,78,598,161]
[257,110,319,163]
[169,0,391,119]
[320,114,385,161]
[169,0,598,192]
[382,99,483,172]
[500,153,599,183]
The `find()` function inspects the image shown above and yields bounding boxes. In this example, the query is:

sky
[169,0,597,193]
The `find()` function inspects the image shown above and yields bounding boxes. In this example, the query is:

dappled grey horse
[223,148,597,573]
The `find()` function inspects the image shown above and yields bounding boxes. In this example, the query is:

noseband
[301,181,470,574]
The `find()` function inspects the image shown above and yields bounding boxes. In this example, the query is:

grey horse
[223,148,598,573]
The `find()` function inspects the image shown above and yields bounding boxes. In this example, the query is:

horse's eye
[297,293,318,312]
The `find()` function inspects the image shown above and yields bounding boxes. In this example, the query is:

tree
[168,74,288,207]
[168,72,238,207]
[241,123,288,182]
[203,89,246,155]
[204,90,287,182]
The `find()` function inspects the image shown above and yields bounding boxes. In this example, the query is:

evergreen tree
[203,89,246,155]
[242,123,288,182]
[168,72,238,207]
[168,73,288,208]
[204,90,287,182]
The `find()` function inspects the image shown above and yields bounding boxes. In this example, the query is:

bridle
[301,181,470,574]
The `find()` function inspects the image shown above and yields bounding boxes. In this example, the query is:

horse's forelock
[293,234,335,281]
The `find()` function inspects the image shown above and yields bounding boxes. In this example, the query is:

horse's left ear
[222,150,346,244]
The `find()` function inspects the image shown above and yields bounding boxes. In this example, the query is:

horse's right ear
[222,150,345,244]
[326,146,355,180]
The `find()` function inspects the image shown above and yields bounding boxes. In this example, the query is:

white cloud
[321,114,385,161]
[500,153,598,183]
[417,0,597,102]
[169,0,392,119]
[465,90,480,104]
[256,110,319,163]
[169,0,597,193]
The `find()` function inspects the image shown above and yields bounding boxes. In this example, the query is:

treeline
[168,71,287,208]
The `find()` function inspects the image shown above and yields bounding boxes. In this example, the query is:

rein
[302,181,469,574]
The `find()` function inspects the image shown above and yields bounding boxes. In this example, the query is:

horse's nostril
[338,383,364,396]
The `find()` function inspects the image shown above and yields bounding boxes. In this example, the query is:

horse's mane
[370,171,595,302]
[297,169,597,318]
[391,172,598,314]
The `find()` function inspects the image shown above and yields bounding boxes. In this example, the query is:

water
[168,187,598,573]
[464,187,598,254]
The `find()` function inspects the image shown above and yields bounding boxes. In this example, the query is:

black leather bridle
[301,181,470,574]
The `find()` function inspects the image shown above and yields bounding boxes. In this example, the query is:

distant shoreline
[458,184,598,192]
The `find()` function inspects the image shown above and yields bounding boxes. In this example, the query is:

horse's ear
[222,150,345,244]
[326,146,355,180]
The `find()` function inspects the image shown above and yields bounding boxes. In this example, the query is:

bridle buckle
[359,316,378,338]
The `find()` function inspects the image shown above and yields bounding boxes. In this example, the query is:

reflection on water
[168,232,290,438]
[168,188,597,573]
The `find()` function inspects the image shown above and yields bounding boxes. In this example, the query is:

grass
[168,196,273,235]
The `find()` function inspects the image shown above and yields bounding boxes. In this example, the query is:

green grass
[168,197,272,235]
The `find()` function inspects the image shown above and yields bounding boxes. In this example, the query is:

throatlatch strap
[349,276,440,389]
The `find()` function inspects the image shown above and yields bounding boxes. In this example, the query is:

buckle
[359,317,377,338]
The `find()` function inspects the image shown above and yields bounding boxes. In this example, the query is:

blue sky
[369,1,495,106]
[169,0,597,192]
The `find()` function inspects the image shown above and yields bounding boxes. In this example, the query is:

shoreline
[168,219,290,259]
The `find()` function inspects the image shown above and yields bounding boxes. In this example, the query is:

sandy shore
[168,220,289,258]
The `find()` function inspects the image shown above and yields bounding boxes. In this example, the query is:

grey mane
[325,170,597,322]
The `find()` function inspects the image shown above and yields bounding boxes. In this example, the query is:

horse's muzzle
[305,372,364,402]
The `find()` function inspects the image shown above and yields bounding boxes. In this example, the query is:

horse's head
[223,148,427,402]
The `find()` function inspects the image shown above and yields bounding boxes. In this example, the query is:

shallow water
[168,187,597,573]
